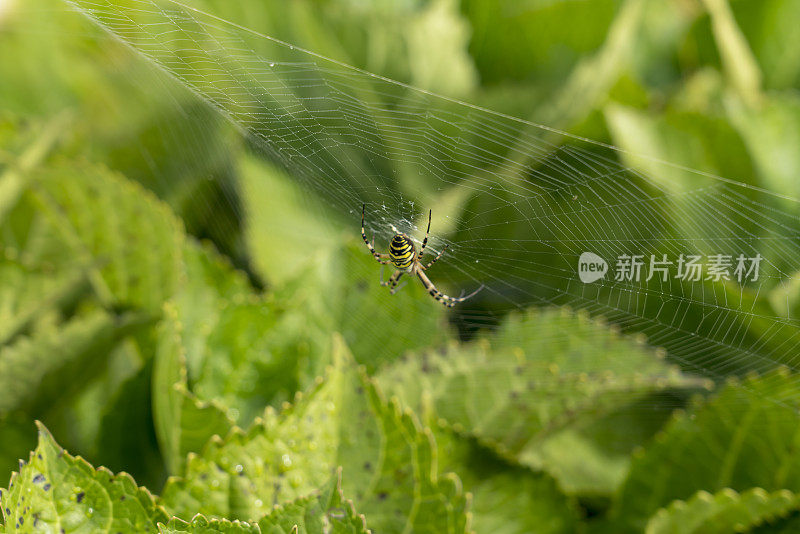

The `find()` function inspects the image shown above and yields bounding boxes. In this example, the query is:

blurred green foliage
[2,0,800,532]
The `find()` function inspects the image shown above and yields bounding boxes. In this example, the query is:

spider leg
[391,281,408,295]
[380,269,406,294]
[380,267,401,286]
[389,273,406,295]
[418,209,432,260]
[422,244,449,270]
[416,269,484,307]
[362,204,391,264]
[444,284,484,307]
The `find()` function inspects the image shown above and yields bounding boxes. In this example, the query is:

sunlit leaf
[159,515,259,534]
[378,308,708,495]
[646,487,799,534]
[0,422,168,532]
[256,468,369,534]
[161,335,469,533]
[28,161,185,314]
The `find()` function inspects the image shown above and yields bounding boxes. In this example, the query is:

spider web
[48,0,800,401]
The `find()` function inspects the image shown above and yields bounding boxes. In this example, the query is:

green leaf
[378,308,708,495]
[152,238,253,474]
[1,422,168,532]
[34,334,159,488]
[0,259,88,346]
[240,154,449,371]
[384,0,478,98]
[518,395,678,497]
[627,1,699,91]
[161,335,469,533]
[611,369,800,532]
[158,281,326,429]
[701,0,763,106]
[646,488,800,534]
[604,101,755,194]
[192,301,312,424]
[159,515,259,534]
[192,238,329,413]
[767,269,800,318]
[154,301,234,476]
[173,383,235,472]
[165,238,255,383]
[165,236,448,452]
[0,113,68,225]
[726,93,800,201]
[154,238,339,474]
[181,238,253,305]
[91,353,166,491]
[431,420,579,534]
[256,468,369,534]
[732,0,800,90]
[337,243,449,371]
[0,308,145,416]
[238,155,340,288]
[28,161,185,314]
[462,0,618,86]
[525,0,647,136]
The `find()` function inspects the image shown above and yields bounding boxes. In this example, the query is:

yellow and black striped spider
[361,204,483,307]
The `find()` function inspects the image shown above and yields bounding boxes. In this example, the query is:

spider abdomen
[389,234,415,270]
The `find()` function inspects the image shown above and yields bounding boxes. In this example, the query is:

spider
[361,204,483,307]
